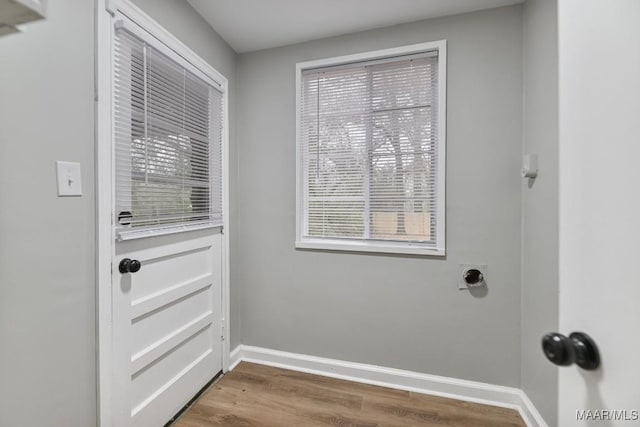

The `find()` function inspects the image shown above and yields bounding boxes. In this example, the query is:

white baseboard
[229,345,548,427]
[518,391,549,427]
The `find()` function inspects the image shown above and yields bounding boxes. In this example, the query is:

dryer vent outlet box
[459,264,488,290]
[0,0,46,36]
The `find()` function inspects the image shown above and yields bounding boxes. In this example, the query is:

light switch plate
[56,161,82,196]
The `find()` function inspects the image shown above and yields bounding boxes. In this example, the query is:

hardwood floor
[173,362,526,427]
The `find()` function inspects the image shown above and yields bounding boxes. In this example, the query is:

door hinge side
[220,319,225,342]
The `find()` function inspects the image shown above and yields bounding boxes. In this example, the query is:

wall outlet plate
[459,264,488,290]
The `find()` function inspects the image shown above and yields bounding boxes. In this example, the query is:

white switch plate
[56,161,82,196]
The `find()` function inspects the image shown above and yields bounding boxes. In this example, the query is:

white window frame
[112,17,224,241]
[295,41,447,256]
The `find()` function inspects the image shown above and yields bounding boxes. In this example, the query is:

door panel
[132,286,212,354]
[132,347,218,427]
[100,4,228,426]
[558,0,640,425]
[113,230,223,426]
[129,247,214,303]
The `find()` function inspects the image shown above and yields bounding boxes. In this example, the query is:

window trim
[295,40,447,256]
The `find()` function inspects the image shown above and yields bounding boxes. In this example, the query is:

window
[296,42,446,255]
[113,21,223,240]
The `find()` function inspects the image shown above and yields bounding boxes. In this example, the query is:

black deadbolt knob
[542,333,573,366]
[541,332,600,370]
[118,210,133,226]
[119,258,141,274]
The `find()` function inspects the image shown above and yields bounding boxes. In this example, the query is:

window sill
[117,221,222,241]
[295,238,445,257]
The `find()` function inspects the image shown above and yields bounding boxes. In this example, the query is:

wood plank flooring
[173,362,526,427]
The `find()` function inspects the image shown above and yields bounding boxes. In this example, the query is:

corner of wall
[520,0,560,424]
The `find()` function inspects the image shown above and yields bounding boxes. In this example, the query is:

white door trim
[95,1,231,425]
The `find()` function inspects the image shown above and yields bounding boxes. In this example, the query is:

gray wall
[236,6,524,386]
[0,1,96,425]
[521,0,559,424]
[0,1,237,426]
[130,0,241,352]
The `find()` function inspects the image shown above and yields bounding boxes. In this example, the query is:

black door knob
[542,333,573,366]
[541,332,600,370]
[570,332,600,370]
[119,258,141,274]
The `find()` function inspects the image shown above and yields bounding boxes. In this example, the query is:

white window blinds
[114,25,223,239]
[300,51,441,248]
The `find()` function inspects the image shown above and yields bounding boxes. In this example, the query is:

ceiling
[187,0,525,53]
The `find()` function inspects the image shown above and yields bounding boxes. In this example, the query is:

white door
[112,231,223,426]
[104,7,227,426]
[558,0,640,425]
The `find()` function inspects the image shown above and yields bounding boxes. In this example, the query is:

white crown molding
[229,345,548,427]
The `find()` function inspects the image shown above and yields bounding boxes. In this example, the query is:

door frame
[95,1,231,425]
